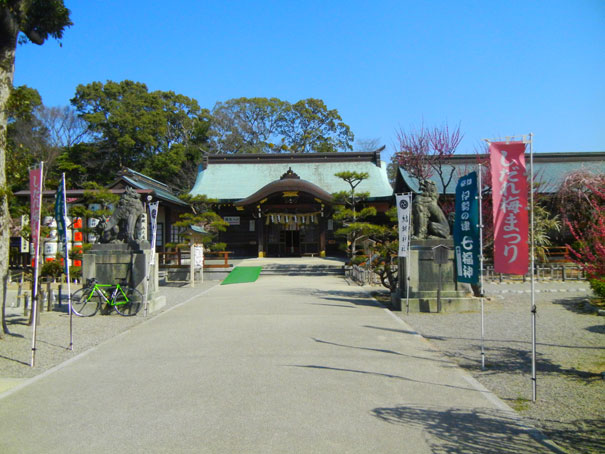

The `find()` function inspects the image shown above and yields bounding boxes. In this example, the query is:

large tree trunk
[0,21,19,336]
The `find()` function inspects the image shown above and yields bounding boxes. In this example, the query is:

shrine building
[189,149,393,257]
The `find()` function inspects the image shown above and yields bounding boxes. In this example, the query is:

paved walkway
[0,270,559,453]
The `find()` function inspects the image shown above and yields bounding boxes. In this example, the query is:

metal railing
[346,264,382,286]
[483,263,586,282]
[346,261,587,287]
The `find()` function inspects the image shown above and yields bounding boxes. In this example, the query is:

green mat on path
[221,266,262,285]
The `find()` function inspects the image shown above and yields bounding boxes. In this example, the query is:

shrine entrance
[265,221,321,257]
[283,229,300,256]
[232,167,335,258]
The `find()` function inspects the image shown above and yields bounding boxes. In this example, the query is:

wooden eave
[234,178,333,207]
[203,148,385,169]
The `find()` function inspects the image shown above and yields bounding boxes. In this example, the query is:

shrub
[69,265,82,281]
[40,260,64,279]
[589,278,605,299]
[208,242,227,252]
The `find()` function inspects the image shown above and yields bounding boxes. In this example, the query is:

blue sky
[13,0,605,161]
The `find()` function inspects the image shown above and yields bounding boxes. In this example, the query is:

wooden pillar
[257,217,265,258]
[319,217,327,257]
[164,205,172,249]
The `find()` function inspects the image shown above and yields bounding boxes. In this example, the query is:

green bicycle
[71,278,144,317]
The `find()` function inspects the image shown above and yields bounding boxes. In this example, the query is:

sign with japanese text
[193,245,204,269]
[224,216,240,226]
[396,193,412,257]
[148,201,159,265]
[489,142,529,274]
[29,165,43,268]
[454,171,480,284]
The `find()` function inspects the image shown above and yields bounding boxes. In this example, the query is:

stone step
[260,265,344,276]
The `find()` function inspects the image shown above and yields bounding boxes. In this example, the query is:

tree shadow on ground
[364,324,605,351]
[535,416,605,454]
[160,282,193,288]
[304,302,357,309]
[0,354,29,366]
[310,337,453,364]
[286,287,382,308]
[585,324,605,334]
[363,325,602,382]
[434,344,602,384]
[552,296,598,315]
[288,364,481,392]
[371,404,575,453]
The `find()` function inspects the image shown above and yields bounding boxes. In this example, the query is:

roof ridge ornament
[280,167,300,180]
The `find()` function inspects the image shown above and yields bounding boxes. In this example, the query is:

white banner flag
[396,193,412,257]
[148,201,159,265]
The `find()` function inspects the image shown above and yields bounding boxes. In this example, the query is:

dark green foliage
[282,99,354,153]
[40,259,62,278]
[173,194,228,249]
[1,0,72,336]
[366,207,399,291]
[1,0,72,46]
[6,85,46,210]
[209,97,353,154]
[333,171,376,258]
[589,278,605,299]
[6,84,41,120]
[68,80,210,191]
[69,264,81,280]
[210,97,288,154]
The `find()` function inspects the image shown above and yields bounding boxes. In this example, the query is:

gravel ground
[394,281,604,454]
[0,281,219,383]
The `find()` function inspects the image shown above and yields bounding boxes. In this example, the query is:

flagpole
[478,164,485,370]
[406,192,411,315]
[394,193,412,314]
[143,199,150,317]
[61,174,73,350]
[144,199,159,317]
[529,133,536,402]
[30,161,43,367]
[484,134,536,400]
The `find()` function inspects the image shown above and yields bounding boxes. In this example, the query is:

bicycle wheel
[71,287,100,317]
[113,286,144,316]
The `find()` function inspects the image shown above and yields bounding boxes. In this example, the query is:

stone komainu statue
[98,187,145,245]
[412,179,451,239]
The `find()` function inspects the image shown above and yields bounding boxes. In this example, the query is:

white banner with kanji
[396,193,412,257]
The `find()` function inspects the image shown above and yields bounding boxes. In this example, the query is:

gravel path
[395,282,604,454]
[0,281,219,384]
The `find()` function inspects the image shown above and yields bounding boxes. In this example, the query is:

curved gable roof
[234,177,333,206]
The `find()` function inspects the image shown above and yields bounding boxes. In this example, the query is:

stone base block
[161,268,230,283]
[201,269,232,281]
[402,297,479,313]
[144,294,166,314]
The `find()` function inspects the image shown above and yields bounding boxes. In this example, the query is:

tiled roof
[397,152,605,195]
[118,169,188,206]
[190,152,393,201]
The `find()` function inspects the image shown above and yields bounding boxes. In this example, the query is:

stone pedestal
[398,239,477,313]
[82,243,166,314]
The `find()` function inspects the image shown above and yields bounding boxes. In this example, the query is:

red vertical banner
[29,166,43,267]
[489,142,529,274]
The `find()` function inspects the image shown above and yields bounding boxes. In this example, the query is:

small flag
[54,175,67,244]
[148,201,159,266]
[29,165,43,267]
[396,193,412,257]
